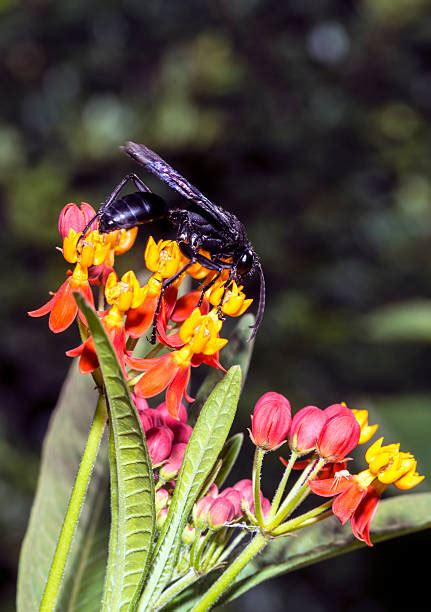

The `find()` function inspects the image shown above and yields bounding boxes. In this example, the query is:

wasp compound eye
[237,249,254,276]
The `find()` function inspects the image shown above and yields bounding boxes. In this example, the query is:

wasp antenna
[249,261,265,341]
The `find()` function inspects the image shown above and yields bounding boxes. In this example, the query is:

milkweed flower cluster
[29,202,253,417]
[246,393,424,546]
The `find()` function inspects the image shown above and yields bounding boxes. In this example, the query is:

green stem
[268,451,298,519]
[266,457,325,531]
[156,569,200,610]
[191,532,269,612]
[272,501,333,536]
[40,395,108,611]
[252,448,265,526]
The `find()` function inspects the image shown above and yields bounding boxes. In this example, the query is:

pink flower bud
[138,408,164,433]
[288,405,327,455]
[218,487,243,517]
[250,392,292,451]
[261,496,271,518]
[169,422,193,445]
[208,497,236,529]
[146,427,174,466]
[206,483,219,498]
[193,494,215,528]
[159,443,187,480]
[233,479,268,516]
[155,401,188,423]
[132,394,150,412]
[58,202,97,238]
[155,488,170,512]
[317,404,360,460]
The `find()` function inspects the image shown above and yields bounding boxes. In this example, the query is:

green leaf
[17,362,109,612]
[139,366,242,610]
[75,295,155,611]
[214,433,244,488]
[224,492,431,603]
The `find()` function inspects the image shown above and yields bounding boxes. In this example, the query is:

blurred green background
[1,1,430,610]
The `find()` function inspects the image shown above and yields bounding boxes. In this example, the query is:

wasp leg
[101,173,151,211]
[177,241,230,272]
[80,173,152,240]
[148,261,195,345]
[197,273,221,308]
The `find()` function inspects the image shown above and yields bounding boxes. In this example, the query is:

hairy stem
[40,395,108,611]
[252,448,265,526]
[268,450,298,519]
[155,569,200,610]
[191,532,269,612]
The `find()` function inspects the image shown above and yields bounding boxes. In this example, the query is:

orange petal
[134,354,177,398]
[166,366,191,418]
[126,295,158,338]
[171,291,202,322]
[48,279,78,333]
[309,477,352,497]
[332,482,367,525]
[28,294,56,318]
[350,486,380,547]
[126,354,168,371]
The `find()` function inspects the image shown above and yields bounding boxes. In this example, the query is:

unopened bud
[159,443,187,480]
[208,497,235,530]
[146,427,174,466]
[155,487,170,513]
[317,404,360,460]
[250,392,291,451]
[58,202,97,238]
[182,524,196,545]
[288,405,327,455]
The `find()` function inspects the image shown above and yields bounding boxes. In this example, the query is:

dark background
[1,1,430,610]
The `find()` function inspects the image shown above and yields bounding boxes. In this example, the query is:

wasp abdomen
[99,192,169,232]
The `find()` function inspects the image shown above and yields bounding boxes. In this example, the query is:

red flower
[128,353,193,419]
[309,470,382,546]
[317,404,360,460]
[28,271,94,333]
[250,392,292,451]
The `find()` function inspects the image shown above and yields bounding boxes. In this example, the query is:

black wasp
[82,142,265,340]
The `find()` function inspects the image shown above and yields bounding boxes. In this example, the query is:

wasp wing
[122,142,231,225]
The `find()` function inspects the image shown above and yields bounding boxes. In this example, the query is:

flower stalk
[40,394,108,611]
[191,531,269,612]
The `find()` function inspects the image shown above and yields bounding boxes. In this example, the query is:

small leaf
[17,362,108,612]
[215,433,244,488]
[139,366,242,610]
[75,295,155,611]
